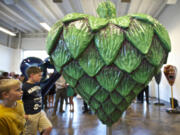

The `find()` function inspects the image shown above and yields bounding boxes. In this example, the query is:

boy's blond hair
[0,79,21,99]
[26,66,42,78]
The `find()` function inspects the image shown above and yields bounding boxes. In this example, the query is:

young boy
[22,66,52,135]
[0,79,26,135]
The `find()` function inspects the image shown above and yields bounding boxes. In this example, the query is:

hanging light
[0,26,16,36]
[40,23,51,31]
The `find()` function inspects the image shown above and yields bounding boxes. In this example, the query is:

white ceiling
[0,0,177,37]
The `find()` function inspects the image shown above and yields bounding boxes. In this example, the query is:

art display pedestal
[166,108,180,113]
[166,86,180,114]
[154,85,164,106]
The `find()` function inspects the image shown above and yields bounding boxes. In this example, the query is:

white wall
[150,1,180,102]
[21,37,46,50]
[13,49,23,73]
[0,37,46,74]
[0,44,16,72]
[0,32,8,46]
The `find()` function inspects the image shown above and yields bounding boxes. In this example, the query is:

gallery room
[0,0,180,135]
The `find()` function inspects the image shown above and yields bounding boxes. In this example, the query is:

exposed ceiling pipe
[0,10,29,33]
[154,2,166,18]
[2,0,19,5]
[45,0,64,19]
[15,1,44,32]
[0,2,39,31]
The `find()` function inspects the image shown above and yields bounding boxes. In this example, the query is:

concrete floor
[45,97,180,135]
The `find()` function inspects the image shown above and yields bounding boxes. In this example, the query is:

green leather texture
[46,1,171,126]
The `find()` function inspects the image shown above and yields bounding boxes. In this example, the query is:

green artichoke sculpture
[46,1,171,126]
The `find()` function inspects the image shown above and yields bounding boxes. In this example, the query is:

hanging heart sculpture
[155,71,162,84]
[164,65,177,86]
[46,1,171,126]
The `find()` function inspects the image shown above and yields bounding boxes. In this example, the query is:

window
[23,50,49,60]
[23,50,54,73]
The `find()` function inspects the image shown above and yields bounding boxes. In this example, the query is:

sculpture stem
[106,126,112,135]
[96,0,116,19]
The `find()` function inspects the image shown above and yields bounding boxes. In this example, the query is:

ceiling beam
[0,1,39,31]
[23,0,55,25]
[68,0,84,13]
[0,19,27,34]
[127,0,142,14]
[75,0,85,14]
[116,0,130,16]
[76,0,87,18]
[2,0,19,5]
[146,0,164,16]
[44,0,64,20]
[153,1,167,18]
[38,0,58,23]
[55,0,75,15]
[0,11,30,33]
[52,2,67,16]
[0,19,15,31]
[15,0,44,32]
[136,0,152,14]
[22,32,48,38]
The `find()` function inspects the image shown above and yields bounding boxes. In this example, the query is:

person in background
[0,72,10,80]
[82,101,91,113]
[137,85,149,104]
[47,73,56,108]
[14,74,20,80]
[0,79,26,135]
[48,84,56,108]
[22,66,52,135]
[9,72,15,79]
[67,85,74,112]
[52,75,67,115]
[19,74,26,83]
[44,84,56,109]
